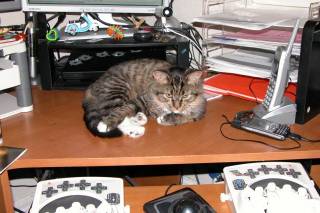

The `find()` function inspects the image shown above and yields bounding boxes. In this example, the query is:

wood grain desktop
[0,87,319,212]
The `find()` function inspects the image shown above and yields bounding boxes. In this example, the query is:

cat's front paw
[118,117,145,138]
[157,113,184,126]
[129,112,148,126]
[125,125,145,138]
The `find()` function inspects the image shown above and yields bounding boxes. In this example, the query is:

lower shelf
[125,184,228,212]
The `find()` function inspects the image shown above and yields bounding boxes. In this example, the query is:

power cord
[247,77,297,105]
[163,23,203,69]
[248,78,259,104]
[288,132,320,143]
[165,183,177,195]
[14,207,25,213]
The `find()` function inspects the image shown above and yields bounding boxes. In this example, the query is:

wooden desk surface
[2,87,320,169]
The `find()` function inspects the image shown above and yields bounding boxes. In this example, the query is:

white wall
[172,0,202,23]
[0,0,203,26]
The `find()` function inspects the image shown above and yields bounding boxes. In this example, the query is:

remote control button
[257,165,273,174]
[298,187,309,199]
[273,165,288,175]
[107,193,120,204]
[244,169,259,179]
[69,202,85,212]
[254,186,264,196]
[57,181,74,191]
[75,179,91,190]
[55,206,66,213]
[86,204,96,212]
[91,183,108,194]
[286,169,302,178]
[282,184,293,192]
[41,187,58,198]
[266,182,277,192]
[232,179,247,190]
[230,170,243,176]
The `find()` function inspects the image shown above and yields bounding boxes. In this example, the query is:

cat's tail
[82,100,123,138]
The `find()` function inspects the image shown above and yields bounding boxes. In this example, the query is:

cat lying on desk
[82,58,207,138]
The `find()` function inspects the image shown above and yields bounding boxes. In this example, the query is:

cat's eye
[182,94,189,98]
[165,93,172,98]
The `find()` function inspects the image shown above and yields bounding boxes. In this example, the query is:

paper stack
[205,49,299,82]
[203,73,297,103]
[193,3,307,82]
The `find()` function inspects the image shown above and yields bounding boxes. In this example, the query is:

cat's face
[149,68,204,114]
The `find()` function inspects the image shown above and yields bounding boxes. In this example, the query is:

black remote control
[232,111,290,140]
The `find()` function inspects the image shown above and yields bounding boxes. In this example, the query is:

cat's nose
[173,101,180,110]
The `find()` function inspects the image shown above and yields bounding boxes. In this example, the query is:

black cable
[169,0,175,9]
[288,131,320,143]
[189,43,201,69]
[189,27,202,47]
[195,174,200,184]
[46,13,60,22]
[248,77,296,104]
[248,78,259,104]
[183,25,202,69]
[28,203,32,213]
[123,175,138,186]
[89,13,136,28]
[165,183,177,195]
[220,115,302,150]
[14,207,25,213]
[53,13,66,29]
[301,137,320,143]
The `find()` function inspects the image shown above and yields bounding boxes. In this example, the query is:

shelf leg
[0,171,14,213]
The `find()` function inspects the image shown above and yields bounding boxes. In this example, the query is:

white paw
[129,112,148,126]
[157,115,165,125]
[118,117,145,138]
[97,121,108,133]
[125,125,145,138]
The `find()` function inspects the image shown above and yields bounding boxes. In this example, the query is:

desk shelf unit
[32,13,190,90]
[197,0,320,79]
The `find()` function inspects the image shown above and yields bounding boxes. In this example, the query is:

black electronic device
[133,30,153,42]
[143,188,216,213]
[295,19,320,124]
[231,111,290,140]
[162,6,173,17]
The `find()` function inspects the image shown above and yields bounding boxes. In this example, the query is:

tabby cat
[82,58,207,138]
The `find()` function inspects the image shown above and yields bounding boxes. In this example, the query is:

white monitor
[0,0,21,13]
[22,0,170,15]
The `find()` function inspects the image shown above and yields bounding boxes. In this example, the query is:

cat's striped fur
[82,58,206,137]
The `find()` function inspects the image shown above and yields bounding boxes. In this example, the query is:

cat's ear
[186,71,204,84]
[153,70,169,84]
